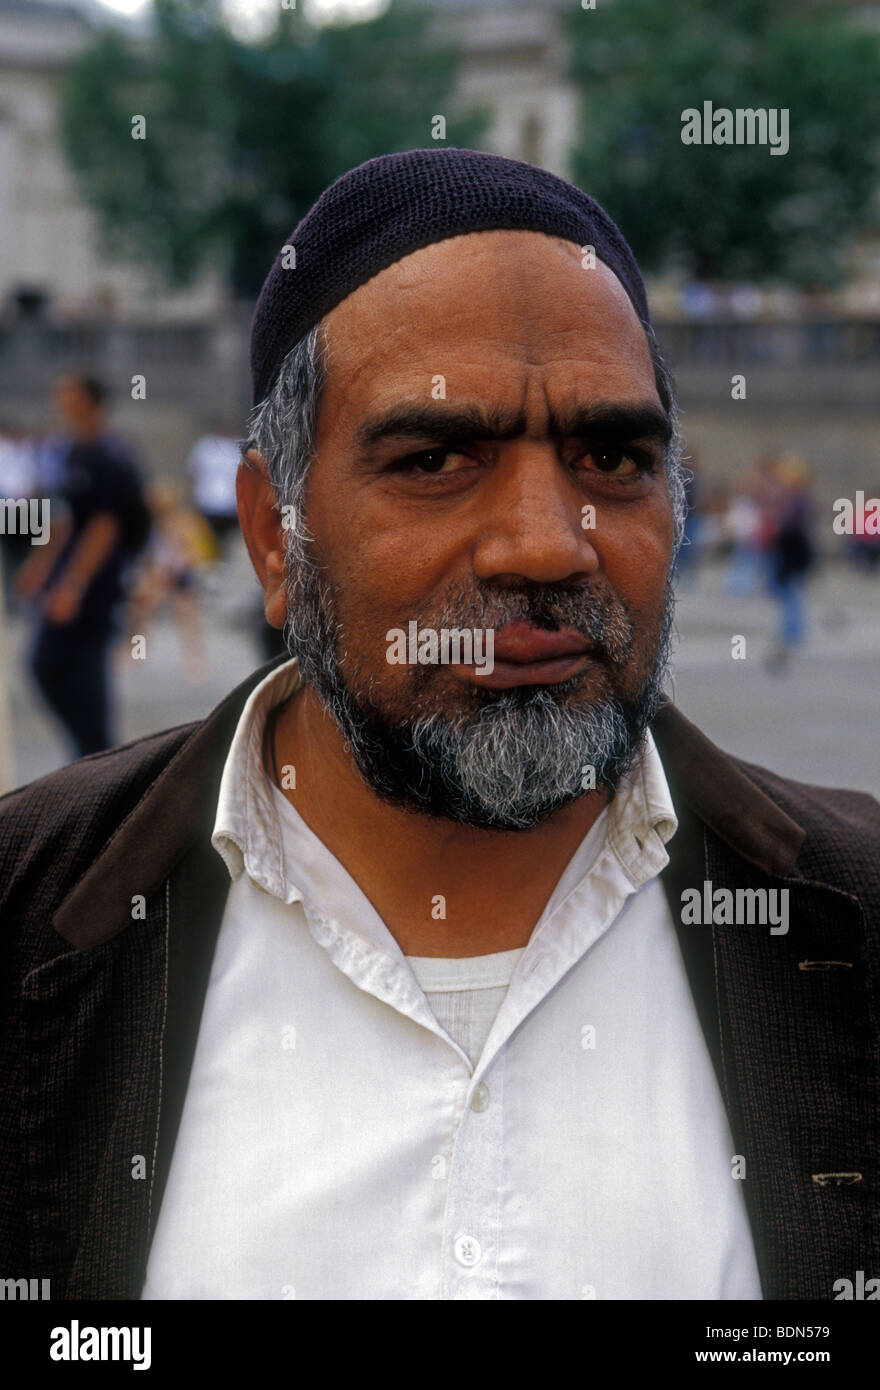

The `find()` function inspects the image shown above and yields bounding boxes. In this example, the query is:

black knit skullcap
[250,146,650,407]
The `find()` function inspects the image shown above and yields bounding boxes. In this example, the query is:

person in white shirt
[186,423,242,552]
[142,150,763,1300]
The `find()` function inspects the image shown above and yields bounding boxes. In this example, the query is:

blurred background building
[2,0,880,488]
[0,0,225,317]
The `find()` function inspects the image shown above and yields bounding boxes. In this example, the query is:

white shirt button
[453,1234,482,1267]
[470,1082,490,1113]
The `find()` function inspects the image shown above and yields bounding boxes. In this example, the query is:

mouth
[461,621,594,690]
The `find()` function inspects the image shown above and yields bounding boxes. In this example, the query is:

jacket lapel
[654,703,876,1299]
[22,892,169,1298]
[25,659,285,1297]
[148,827,234,1249]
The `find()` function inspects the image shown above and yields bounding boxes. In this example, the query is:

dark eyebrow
[354,400,672,454]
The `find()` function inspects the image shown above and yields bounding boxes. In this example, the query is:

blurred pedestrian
[763,454,816,673]
[128,478,214,683]
[16,373,151,758]
[722,468,768,597]
[186,420,241,557]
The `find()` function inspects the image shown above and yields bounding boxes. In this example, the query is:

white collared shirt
[142,658,762,1300]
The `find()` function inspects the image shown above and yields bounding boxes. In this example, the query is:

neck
[269,678,610,957]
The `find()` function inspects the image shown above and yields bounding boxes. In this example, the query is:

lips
[490,621,592,664]
[460,620,594,689]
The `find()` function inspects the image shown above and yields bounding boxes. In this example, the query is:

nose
[471,443,600,587]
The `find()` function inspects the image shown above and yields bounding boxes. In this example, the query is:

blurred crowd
[679,449,879,672]
[0,372,283,762]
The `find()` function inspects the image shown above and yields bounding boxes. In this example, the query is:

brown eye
[592,448,631,474]
[394,449,469,475]
[416,450,455,473]
[580,446,657,480]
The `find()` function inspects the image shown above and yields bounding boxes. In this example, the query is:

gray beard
[281,542,675,832]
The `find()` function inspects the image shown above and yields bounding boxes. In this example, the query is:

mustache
[414,582,634,666]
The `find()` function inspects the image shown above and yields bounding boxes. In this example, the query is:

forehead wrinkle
[321,253,660,444]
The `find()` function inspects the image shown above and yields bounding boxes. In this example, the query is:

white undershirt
[406,948,524,1069]
[141,657,763,1301]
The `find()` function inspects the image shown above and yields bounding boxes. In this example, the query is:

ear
[237,449,287,630]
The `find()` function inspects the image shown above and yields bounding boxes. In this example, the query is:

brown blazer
[1,657,877,1299]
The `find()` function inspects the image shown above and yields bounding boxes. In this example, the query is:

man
[0,149,877,1301]
[16,374,150,757]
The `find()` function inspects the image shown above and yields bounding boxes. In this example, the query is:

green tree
[565,0,880,285]
[60,0,489,295]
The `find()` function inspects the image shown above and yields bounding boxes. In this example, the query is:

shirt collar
[606,727,679,887]
[211,656,305,903]
[211,657,678,906]
[530,728,678,934]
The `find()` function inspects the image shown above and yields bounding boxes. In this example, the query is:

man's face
[284,230,677,829]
